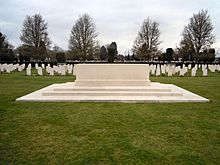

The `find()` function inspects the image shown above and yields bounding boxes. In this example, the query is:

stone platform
[16,82,209,103]
[16,64,209,103]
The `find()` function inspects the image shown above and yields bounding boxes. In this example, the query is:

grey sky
[0,0,220,54]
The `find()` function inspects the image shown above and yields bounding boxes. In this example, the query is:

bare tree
[180,10,215,60]
[20,14,51,60]
[20,14,51,48]
[69,14,98,60]
[133,18,161,61]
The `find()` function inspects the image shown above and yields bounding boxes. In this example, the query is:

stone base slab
[16,82,209,103]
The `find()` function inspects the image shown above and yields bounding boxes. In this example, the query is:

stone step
[53,87,171,92]
[42,91,183,97]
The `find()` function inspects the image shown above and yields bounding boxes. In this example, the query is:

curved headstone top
[74,64,151,86]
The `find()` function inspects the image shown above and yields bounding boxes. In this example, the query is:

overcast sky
[0,0,220,54]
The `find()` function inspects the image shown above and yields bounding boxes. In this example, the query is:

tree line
[0,10,217,63]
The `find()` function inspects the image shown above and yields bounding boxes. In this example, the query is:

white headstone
[46,66,50,73]
[21,64,26,70]
[188,64,192,69]
[167,66,172,76]
[172,66,177,75]
[156,64,161,76]
[35,63,38,69]
[60,65,66,76]
[150,65,156,75]
[18,65,23,72]
[161,65,166,74]
[203,68,208,76]
[37,67,43,76]
[53,66,58,73]
[182,64,185,69]
[6,64,12,73]
[191,68,196,77]
[67,64,73,74]
[26,68,31,76]
[28,63,32,69]
[180,68,185,76]
[194,64,198,70]
[49,68,54,76]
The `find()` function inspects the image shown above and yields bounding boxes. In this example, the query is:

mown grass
[0,71,220,164]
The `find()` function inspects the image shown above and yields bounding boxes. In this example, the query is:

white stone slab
[74,64,150,86]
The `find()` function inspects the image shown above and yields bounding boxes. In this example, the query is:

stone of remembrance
[16,64,209,102]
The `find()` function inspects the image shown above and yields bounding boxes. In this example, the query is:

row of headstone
[37,64,75,76]
[208,64,220,72]
[0,63,26,73]
[150,64,187,77]
[1,63,220,77]
[149,64,220,77]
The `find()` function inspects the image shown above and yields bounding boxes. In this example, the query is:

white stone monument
[75,64,150,86]
[16,64,209,103]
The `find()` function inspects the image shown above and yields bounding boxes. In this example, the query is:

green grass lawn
[0,71,220,164]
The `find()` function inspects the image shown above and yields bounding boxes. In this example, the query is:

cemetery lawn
[0,71,220,165]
